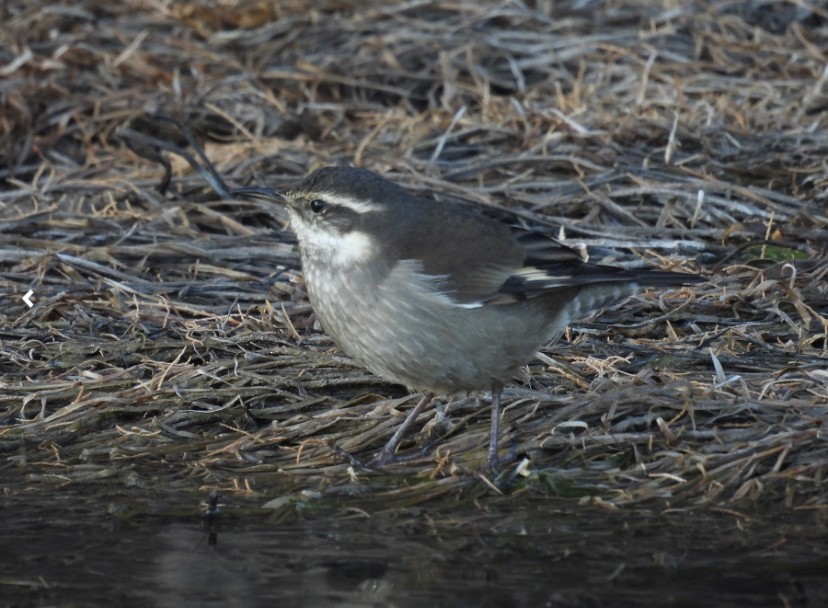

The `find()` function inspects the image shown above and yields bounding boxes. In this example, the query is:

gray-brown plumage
[235,166,703,469]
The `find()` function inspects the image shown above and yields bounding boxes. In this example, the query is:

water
[2,484,825,607]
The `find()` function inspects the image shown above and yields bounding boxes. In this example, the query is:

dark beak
[231,186,288,205]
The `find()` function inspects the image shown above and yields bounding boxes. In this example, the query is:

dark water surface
[2,482,826,608]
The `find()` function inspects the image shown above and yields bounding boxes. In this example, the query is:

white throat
[292,222,375,267]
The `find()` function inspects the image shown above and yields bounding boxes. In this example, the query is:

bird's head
[233,166,412,267]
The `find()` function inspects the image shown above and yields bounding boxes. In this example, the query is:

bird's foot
[485,441,519,473]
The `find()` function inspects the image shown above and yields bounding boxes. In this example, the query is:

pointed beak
[231,186,288,205]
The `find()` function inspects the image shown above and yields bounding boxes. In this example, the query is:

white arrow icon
[23,289,34,308]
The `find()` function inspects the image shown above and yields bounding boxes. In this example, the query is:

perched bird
[235,166,702,469]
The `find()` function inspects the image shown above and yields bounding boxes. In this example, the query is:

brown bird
[235,166,702,468]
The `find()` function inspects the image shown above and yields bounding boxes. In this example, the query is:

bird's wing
[395,205,525,304]
[504,228,703,294]
[396,207,594,304]
[403,216,700,305]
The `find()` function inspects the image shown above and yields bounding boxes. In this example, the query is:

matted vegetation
[1,0,826,514]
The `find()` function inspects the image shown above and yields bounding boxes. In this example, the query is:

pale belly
[303,263,561,393]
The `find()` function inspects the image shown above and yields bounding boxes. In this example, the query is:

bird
[233,166,702,469]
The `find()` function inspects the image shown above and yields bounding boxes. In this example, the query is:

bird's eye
[309,199,327,214]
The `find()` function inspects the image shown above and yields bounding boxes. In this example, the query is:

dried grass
[1,0,826,513]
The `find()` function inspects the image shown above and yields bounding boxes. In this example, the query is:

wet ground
[2,479,826,608]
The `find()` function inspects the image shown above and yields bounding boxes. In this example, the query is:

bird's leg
[373,392,435,464]
[486,387,503,470]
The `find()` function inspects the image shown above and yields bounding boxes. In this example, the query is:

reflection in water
[149,524,401,607]
[202,490,220,547]
[1,488,825,607]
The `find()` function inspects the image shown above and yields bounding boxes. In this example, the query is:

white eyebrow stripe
[321,193,381,214]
